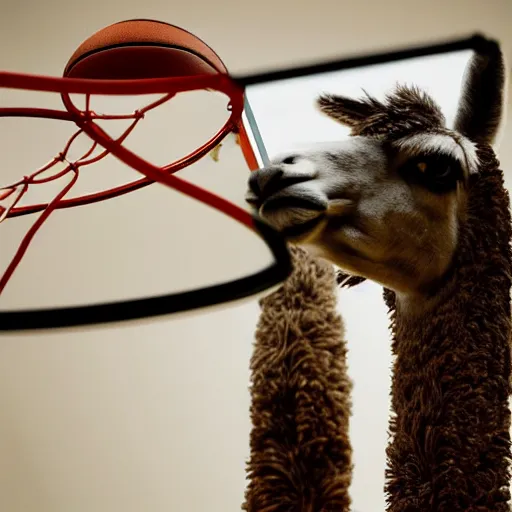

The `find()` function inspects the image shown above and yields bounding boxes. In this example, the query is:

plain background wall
[0,1,511,511]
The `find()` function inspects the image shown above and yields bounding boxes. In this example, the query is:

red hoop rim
[0,67,295,328]
[0,70,258,218]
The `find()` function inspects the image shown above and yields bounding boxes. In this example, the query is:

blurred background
[0,1,511,511]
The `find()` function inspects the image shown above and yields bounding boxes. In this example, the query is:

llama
[245,39,511,511]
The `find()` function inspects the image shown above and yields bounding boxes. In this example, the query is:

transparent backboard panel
[0,88,275,313]
[0,47,475,320]
[244,49,473,164]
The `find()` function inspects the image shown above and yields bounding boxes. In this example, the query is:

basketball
[64,19,228,80]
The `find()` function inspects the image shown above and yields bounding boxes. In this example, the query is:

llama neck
[384,146,512,512]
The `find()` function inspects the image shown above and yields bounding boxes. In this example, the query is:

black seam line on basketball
[66,42,225,76]
[263,196,326,212]
[115,19,178,28]
[234,34,492,86]
[115,19,225,63]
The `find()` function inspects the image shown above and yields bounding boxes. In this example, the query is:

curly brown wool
[383,145,512,512]
[243,246,353,512]
[333,76,512,511]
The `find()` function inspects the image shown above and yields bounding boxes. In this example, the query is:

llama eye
[415,159,454,181]
[400,155,461,192]
[282,156,297,165]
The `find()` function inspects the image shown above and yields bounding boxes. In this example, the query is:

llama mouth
[256,195,327,234]
[252,195,354,240]
[261,195,327,213]
[245,187,327,212]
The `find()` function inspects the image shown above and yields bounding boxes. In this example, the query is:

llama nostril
[248,172,262,196]
[249,167,285,197]
[282,155,297,165]
[245,191,259,206]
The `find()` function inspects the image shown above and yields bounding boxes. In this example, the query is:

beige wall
[0,1,511,511]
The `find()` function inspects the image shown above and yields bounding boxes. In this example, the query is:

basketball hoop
[0,19,292,331]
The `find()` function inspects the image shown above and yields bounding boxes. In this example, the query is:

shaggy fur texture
[243,246,352,512]
[383,144,512,512]
[335,83,512,510]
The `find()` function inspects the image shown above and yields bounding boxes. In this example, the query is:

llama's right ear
[453,39,508,146]
[316,94,374,127]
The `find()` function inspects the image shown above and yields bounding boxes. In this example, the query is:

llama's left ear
[453,38,508,147]
[316,93,376,127]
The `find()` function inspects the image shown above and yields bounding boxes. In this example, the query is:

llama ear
[316,93,375,127]
[453,39,508,146]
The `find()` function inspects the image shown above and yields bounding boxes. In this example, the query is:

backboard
[242,40,475,164]
[1,31,483,331]
[239,43,477,511]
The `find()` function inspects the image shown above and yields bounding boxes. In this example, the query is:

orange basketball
[64,19,228,80]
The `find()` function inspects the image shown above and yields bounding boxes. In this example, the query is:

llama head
[246,40,508,294]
